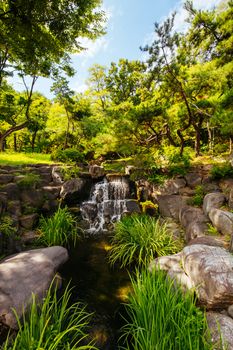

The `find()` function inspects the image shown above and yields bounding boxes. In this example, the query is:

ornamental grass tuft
[3,282,96,350]
[38,206,78,247]
[109,214,182,267]
[120,269,212,350]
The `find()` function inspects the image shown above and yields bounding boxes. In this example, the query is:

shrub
[17,173,41,189]
[38,207,78,247]
[0,215,18,255]
[211,162,233,179]
[3,282,96,350]
[109,215,182,267]
[121,269,211,350]
[51,148,84,163]
[60,165,81,180]
[165,146,192,176]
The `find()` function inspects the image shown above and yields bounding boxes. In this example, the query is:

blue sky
[11,0,222,99]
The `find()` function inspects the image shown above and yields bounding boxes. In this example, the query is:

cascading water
[80,176,130,233]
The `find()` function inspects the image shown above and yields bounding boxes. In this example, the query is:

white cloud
[77,36,109,59]
[143,0,223,47]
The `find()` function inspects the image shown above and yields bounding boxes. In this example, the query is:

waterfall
[80,176,130,233]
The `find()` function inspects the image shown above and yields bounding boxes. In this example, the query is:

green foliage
[0,215,17,237]
[0,152,53,166]
[109,215,182,267]
[190,185,205,207]
[38,207,78,247]
[167,147,192,176]
[211,162,233,179]
[207,223,219,236]
[121,269,211,350]
[3,282,96,350]
[140,201,158,216]
[17,173,41,189]
[51,148,85,163]
[60,165,81,181]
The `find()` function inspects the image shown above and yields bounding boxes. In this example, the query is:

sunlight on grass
[0,152,54,166]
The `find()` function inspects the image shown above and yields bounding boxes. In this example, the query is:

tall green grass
[38,206,78,246]
[0,152,53,166]
[2,282,96,350]
[120,269,211,350]
[109,215,182,267]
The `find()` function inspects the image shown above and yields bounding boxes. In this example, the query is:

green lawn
[0,152,54,166]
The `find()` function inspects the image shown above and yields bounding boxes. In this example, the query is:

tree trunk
[0,122,28,152]
[194,116,204,157]
[64,108,70,149]
[14,134,17,152]
[229,136,233,154]
[177,129,185,156]
[31,130,38,152]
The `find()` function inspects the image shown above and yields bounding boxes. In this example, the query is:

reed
[2,282,96,350]
[38,206,78,247]
[109,214,182,267]
[120,269,212,350]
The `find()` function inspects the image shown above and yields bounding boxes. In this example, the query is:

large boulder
[157,195,188,220]
[179,206,209,242]
[182,244,233,308]
[0,246,68,329]
[207,312,233,350]
[184,172,202,188]
[159,178,186,195]
[60,178,92,204]
[209,208,233,235]
[203,192,226,216]
[0,174,13,185]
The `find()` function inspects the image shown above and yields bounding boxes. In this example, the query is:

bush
[211,162,233,179]
[38,207,78,247]
[0,215,18,256]
[108,215,182,267]
[3,282,96,350]
[51,148,85,163]
[121,269,211,350]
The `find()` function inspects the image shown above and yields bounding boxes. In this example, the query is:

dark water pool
[59,234,131,350]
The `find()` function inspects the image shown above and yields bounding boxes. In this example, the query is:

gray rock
[219,178,233,194]
[179,206,209,242]
[157,195,188,220]
[229,188,233,210]
[0,183,19,200]
[227,304,233,319]
[209,208,233,235]
[0,193,7,215]
[42,186,61,200]
[207,312,233,350]
[89,165,105,179]
[150,253,194,291]
[21,230,40,244]
[60,178,92,204]
[182,244,233,308]
[20,189,44,209]
[185,173,202,188]
[125,200,141,214]
[0,174,13,185]
[188,236,226,248]
[125,165,135,175]
[19,214,39,229]
[203,192,226,216]
[0,246,68,329]
[159,178,186,195]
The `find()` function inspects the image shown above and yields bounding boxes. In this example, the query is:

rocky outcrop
[60,178,92,204]
[152,244,233,309]
[0,246,68,329]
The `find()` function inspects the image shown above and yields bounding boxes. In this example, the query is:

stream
[60,234,131,349]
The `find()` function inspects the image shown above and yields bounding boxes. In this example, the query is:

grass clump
[121,268,211,350]
[189,185,205,207]
[38,206,78,247]
[17,173,41,189]
[109,215,182,267]
[3,282,96,350]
